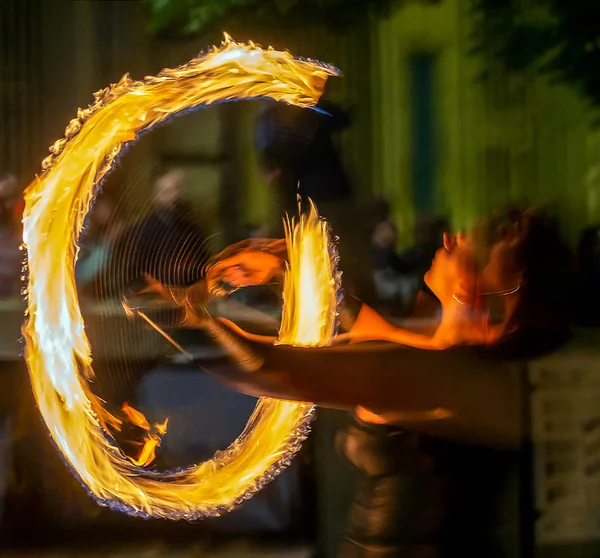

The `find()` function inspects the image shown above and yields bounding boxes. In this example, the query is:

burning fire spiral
[21,35,339,519]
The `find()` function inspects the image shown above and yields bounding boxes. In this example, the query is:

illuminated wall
[20,0,600,248]
[369,0,600,246]
[235,0,600,247]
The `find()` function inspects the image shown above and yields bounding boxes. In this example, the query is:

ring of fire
[21,36,339,519]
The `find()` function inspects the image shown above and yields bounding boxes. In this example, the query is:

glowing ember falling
[22,35,339,519]
[279,200,340,347]
[120,402,169,468]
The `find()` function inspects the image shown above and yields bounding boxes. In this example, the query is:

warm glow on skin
[22,35,339,520]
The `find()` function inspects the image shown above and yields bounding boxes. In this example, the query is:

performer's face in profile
[424,240,475,306]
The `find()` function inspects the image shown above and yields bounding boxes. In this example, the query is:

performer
[130,208,573,557]
[132,208,572,441]
[204,209,570,348]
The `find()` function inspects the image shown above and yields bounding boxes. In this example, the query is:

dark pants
[338,417,517,558]
[338,419,448,557]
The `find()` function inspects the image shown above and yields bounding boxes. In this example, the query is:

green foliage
[147,0,440,38]
[149,0,600,109]
[473,0,600,108]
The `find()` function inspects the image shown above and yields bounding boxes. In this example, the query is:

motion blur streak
[22,34,339,519]
[279,200,341,347]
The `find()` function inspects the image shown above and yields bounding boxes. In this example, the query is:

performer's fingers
[443,232,453,251]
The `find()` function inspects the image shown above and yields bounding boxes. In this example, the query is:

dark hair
[483,210,575,358]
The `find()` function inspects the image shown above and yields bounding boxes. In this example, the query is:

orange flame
[22,35,339,519]
[122,401,151,431]
[120,402,168,467]
[279,200,340,347]
[129,434,162,469]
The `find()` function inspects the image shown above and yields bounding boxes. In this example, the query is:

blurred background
[2,0,600,556]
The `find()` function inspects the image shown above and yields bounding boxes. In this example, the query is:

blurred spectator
[255,101,376,305]
[371,220,418,311]
[399,215,448,284]
[0,173,26,534]
[115,169,213,292]
[370,214,449,315]
[372,221,403,272]
[76,196,125,298]
[0,172,23,299]
[372,197,392,226]
[255,100,352,207]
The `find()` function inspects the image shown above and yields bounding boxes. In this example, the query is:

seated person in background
[371,220,419,312]
[255,100,377,306]
[76,196,126,299]
[112,169,213,298]
[371,221,404,272]
[0,173,24,300]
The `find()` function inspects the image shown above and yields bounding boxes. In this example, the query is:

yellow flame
[22,36,339,519]
[122,401,151,431]
[279,200,339,347]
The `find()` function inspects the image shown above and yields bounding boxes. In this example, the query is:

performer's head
[481,209,574,339]
[424,209,574,345]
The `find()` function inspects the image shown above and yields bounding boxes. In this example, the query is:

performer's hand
[206,239,287,296]
[137,274,167,297]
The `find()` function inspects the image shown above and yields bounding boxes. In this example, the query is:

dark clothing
[398,244,438,279]
[297,162,352,204]
[372,247,411,274]
[313,199,378,306]
[114,205,211,292]
[255,101,376,303]
[339,418,520,558]
[255,100,351,193]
